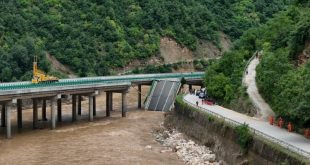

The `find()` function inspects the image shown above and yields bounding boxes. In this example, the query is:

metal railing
[183,98,310,159]
[0,72,204,91]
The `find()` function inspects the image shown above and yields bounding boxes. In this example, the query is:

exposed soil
[0,86,184,165]
[297,40,310,66]
[46,53,77,78]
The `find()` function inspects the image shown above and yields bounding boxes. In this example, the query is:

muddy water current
[0,87,184,165]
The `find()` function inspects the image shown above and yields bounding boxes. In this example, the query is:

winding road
[242,55,275,120]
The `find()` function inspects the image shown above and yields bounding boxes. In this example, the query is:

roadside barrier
[183,97,310,159]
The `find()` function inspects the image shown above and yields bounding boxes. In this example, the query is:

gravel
[154,127,223,165]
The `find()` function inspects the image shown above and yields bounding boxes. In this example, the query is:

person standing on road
[196,101,198,106]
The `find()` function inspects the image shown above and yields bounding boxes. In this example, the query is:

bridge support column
[17,99,22,129]
[189,84,192,91]
[106,92,110,117]
[109,92,113,111]
[33,98,38,129]
[138,84,142,109]
[42,99,47,121]
[1,103,6,127]
[78,95,82,115]
[89,96,93,121]
[51,97,56,129]
[72,95,77,122]
[122,91,127,117]
[93,96,96,116]
[6,102,12,138]
[57,98,62,122]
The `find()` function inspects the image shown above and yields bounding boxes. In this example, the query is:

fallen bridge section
[145,80,181,111]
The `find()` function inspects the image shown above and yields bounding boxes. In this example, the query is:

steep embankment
[46,53,77,78]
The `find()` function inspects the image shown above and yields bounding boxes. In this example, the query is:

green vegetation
[234,124,252,152]
[0,0,289,82]
[204,2,310,128]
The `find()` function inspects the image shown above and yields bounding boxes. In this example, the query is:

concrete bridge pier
[122,91,127,117]
[1,104,6,127]
[32,98,38,129]
[57,98,62,122]
[5,102,12,138]
[78,95,82,115]
[93,96,96,116]
[189,84,193,91]
[72,95,77,122]
[51,96,57,129]
[89,96,93,121]
[109,92,113,111]
[138,84,142,109]
[42,99,47,121]
[17,99,22,129]
[106,92,110,117]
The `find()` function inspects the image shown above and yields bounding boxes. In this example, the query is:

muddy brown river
[0,87,184,165]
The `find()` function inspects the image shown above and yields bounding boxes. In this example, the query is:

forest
[204,1,310,129]
[0,0,289,81]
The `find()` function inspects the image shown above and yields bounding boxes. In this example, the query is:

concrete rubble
[154,128,222,165]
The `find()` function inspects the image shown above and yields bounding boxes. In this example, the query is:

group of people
[268,116,309,136]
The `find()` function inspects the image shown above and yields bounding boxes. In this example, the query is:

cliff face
[164,101,308,165]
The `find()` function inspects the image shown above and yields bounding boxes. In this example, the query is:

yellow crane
[32,56,58,83]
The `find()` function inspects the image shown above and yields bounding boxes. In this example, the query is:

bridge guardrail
[0,72,204,91]
[183,98,310,159]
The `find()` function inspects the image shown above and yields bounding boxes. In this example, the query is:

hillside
[204,2,310,129]
[0,0,289,82]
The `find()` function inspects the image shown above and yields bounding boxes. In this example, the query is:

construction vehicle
[32,56,58,83]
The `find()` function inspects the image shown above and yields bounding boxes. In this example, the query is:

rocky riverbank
[153,125,223,165]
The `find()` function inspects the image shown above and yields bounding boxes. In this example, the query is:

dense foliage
[204,4,310,128]
[0,0,289,81]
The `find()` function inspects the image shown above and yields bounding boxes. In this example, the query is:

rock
[145,145,152,149]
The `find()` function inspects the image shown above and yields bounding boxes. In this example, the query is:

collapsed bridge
[0,72,204,138]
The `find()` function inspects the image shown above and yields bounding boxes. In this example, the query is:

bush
[234,124,253,152]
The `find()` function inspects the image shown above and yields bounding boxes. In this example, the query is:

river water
[0,87,184,165]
